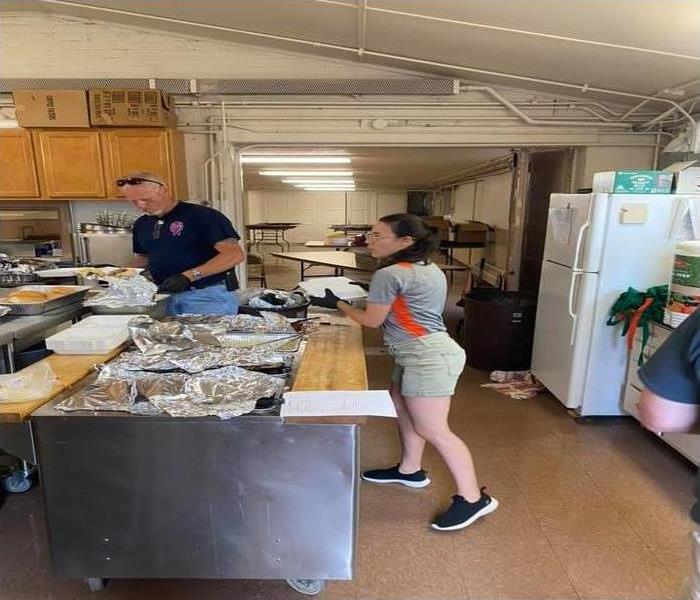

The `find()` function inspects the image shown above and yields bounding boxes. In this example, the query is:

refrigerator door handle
[567,270,583,345]
[572,220,590,272]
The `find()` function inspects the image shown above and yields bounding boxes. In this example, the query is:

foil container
[130,314,299,352]
[128,316,199,354]
[164,312,294,334]
[239,289,309,311]
[112,341,294,374]
[84,275,157,308]
[56,365,284,419]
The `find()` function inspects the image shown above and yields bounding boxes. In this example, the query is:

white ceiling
[7,0,700,104]
[241,146,509,191]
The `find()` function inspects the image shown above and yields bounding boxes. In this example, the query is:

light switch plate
[620,203,648,224]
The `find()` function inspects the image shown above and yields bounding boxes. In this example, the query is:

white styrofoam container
[46,315,133,354]
[675,168,700,194]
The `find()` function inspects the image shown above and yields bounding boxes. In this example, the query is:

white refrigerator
[531,192,697,416]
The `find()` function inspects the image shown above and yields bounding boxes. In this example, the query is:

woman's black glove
[309,288,344,309]
[350,281,370,292]
[158,273,191,294]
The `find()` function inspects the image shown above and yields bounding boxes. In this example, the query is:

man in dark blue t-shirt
[638,310,700,598]
[118,171,245,315]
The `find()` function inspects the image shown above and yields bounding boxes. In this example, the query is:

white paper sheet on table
[297,276,368,300]
[281,390,396,417]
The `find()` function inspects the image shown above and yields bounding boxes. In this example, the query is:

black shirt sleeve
[132,217,146,254]
[198,208,240,248]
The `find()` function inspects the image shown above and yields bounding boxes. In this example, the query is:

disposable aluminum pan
[0,271,39,288]
[88,295,169,318]
[55,365,285,419]
[0,286,90,315]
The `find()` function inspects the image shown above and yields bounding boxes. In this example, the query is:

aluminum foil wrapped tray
[111,341,295,374]
[84,275,158,308]
[163,312,295,334]
[129,314,300,354]
[55,365,285,419]
[116,314,300,373]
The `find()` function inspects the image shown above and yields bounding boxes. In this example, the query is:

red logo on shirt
[169,221,184,236]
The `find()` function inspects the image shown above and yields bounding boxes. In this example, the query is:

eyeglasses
[367,232,401,241]
[116,177,164,187]
[153,219,164,240]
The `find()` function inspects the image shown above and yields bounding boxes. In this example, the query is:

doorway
[518,149,573,294]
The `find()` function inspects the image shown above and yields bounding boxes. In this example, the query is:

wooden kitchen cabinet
[34,130,106,198]
[101,129,188,199]
[0,129,40,197]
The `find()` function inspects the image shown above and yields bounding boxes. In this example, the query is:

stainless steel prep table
[29,322,368,595]
[0,303,86,373]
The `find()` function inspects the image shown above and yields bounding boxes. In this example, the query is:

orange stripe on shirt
[392,294,427,337]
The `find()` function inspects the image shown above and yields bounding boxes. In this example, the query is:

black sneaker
[361,464,431,488]
[431,488,499,531]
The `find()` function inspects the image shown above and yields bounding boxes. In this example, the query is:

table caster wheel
[286,579,326,595]
[2,472,32,493]
[85,578,108,592]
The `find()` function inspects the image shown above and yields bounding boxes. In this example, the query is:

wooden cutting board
[292,322,367,392]
[0,347,124,422]
[288,321,369,425]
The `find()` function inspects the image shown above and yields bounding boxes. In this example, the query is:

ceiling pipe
[357,0,367,59]
[463,86,630,128]
[172,99,659,119]
[35,0,696,134]
[619,78,700,121]
[315,0,700,63]
[640,95,700,130]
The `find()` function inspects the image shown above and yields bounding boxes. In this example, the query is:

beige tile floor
[0,250,695,600]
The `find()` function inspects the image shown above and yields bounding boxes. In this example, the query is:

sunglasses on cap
[116,177,164,187]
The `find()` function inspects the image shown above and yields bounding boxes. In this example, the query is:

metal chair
[246,253,267,288]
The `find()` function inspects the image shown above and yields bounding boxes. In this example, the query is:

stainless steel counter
[0,303,86,373]
[32,387,359,592]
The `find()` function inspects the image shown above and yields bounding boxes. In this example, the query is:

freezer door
[543,193,610,271]
[531,260,599,410]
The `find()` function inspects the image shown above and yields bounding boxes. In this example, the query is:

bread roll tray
[0,285,91,315]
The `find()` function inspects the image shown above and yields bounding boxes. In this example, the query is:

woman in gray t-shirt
[309,213,498,532]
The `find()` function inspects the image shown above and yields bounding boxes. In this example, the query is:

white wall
[452,183,476,221]
[245,190,407,243]
[450,172,513,271]
[573,146,655,190]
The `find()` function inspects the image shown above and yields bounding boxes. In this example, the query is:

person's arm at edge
[182,239,245,282]
[639,389,700,433]
[337,300,391,328]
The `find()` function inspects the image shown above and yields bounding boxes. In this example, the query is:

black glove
[158,273,192,294]
[309,288,344,309]
[350,281,370,292]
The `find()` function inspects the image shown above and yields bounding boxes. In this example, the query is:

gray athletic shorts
[387,331,466,397]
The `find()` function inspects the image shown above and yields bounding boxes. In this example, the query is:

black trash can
[463,289,537,371]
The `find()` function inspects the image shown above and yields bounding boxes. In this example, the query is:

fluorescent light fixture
[259,170,353,177]
[295,182,355,187]
[241,156,351,164]
[298,186,356,191]
[283,179,355,184]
